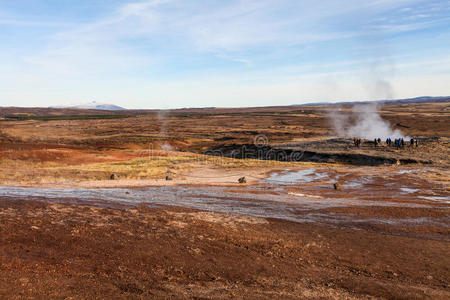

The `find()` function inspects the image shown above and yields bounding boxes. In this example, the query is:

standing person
[415,139,418,147]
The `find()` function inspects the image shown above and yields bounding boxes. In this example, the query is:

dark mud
[207,143,430,166]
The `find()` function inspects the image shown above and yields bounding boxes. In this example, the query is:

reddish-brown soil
[1,199,449,299]
[1,102,449,154]
[0,101,449,298]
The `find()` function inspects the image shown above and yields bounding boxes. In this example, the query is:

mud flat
[1,165,449,298]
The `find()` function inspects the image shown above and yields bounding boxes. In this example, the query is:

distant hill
[51,101,126,111]
[298,96,450,106]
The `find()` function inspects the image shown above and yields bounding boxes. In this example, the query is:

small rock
[31,226,39,230]
[19,277,29,284]
[333,183,341,190]
[238,176,246,184]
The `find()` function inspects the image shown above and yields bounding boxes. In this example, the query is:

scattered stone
[238,176,246,184]
[19,277,29,284]
[333,183,341,190]
[110,173,116,180]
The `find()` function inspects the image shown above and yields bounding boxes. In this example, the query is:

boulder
[238,176,247,184]
[333,183,341,190]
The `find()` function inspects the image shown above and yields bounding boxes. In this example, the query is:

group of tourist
[353,137,418,149]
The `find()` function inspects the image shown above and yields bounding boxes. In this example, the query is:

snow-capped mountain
[51,101,126,111]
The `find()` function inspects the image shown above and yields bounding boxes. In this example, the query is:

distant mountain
[51,101,126,111]
[297,96,450,106]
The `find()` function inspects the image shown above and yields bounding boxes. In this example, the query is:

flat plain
[0,101,449,299]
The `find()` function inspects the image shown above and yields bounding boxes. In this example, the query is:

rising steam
[157,110,175,151]
[329,103,404,140]
[328,37,406,140]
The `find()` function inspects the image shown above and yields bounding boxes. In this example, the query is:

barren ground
[0,101,449,299]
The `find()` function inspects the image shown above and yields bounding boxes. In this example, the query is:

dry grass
[0,101,447,185]
[0,153,310,185]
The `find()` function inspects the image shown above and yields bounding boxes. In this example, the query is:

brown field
[0,101,449,298]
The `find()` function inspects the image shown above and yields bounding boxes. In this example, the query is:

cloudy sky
[1,0,449,108]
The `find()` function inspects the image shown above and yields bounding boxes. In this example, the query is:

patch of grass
[5,114,129,121]
[170,110,315,118]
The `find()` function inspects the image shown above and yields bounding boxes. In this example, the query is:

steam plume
[157,110,175,151]
[329,103,404,140]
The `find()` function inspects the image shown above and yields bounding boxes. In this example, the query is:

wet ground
[1,165,449,299]
[1,166,448,241]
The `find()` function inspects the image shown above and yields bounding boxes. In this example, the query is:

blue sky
[1,0,449,108]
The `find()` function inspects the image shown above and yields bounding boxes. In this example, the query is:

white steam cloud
[328,39,406,140]
[329,104,405,140]
[157,110,175,151]
[157,110,169,136]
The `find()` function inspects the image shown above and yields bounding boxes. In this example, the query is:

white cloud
[42,0,435,58]
[0,0,449,107]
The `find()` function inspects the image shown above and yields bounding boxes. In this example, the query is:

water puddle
[264,169,328,184]
[419,195,450,204]
[288,192,323,198]
[397,169,415,175]
[342,176,373,189]
[400,187,419,194]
